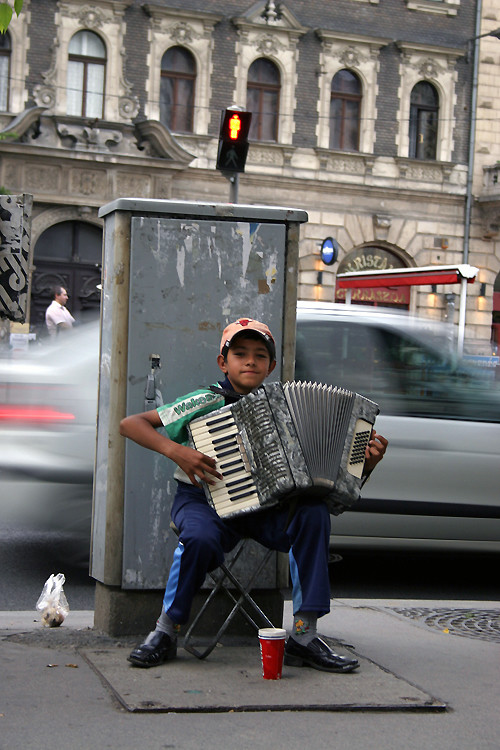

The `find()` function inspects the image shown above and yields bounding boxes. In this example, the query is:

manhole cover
[390,608,500,643]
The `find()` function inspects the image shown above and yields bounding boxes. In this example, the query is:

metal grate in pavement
[390,608,500,644]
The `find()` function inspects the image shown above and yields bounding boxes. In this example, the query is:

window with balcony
[246,58,280,142]
[329,69,361,151]
[409,81,439,160]
[160,46,196,133]
[66,30,106,118]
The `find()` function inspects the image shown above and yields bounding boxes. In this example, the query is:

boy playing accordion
[120,317,387,672]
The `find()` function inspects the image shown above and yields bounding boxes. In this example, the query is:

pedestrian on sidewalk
[120,317,388,672]
[45,285,75,337]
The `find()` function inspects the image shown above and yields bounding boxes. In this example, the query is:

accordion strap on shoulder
[208,384,243,402]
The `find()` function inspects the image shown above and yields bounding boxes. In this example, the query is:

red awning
[336,264,478,289]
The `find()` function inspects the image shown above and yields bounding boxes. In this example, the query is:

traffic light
[216,108,252,173]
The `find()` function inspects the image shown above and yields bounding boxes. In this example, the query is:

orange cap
[220,318,276,360]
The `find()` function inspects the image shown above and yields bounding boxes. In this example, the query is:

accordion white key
[188,381,379,519]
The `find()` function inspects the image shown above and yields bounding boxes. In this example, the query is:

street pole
[227,173,239,203]
[460,0,482,357]
[458,277,468,358]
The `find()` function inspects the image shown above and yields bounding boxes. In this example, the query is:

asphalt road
[1,522,498,611]
[0,524,95,611]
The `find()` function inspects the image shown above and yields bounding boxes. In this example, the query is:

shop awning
[336,264,479,289]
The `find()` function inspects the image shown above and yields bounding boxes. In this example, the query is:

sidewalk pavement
[1,598,499,750]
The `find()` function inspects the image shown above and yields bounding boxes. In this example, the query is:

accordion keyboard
[189,410,262,518]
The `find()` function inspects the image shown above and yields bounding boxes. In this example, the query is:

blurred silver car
[295,301,500,553]
[0,322,99,563]
[2,303,499,561]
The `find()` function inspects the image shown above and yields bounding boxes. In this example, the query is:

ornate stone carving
[402,164,443,182]
[262,1,279,23]
[339,46,363,68]
[255,33,285,55]
[34,41,59,111]
[373,213,392,228]
[119,95,140,121]
[330,156,365,174]
[116,172,152,196]
[76,5,106,29]
[27,165,61,191]
[169,21,197,44]
[70,169,107,196]
[417,57,441,79]
[33,84,57,109]
[248,147,284,166]
[56,122,124,151]
[154,175,173,199]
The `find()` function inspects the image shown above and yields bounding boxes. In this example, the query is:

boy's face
[217,335,276,394]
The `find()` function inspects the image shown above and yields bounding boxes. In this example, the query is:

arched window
[246,58,280,142]
[160,46,196,133]
[409,81,439,160]
[66,30,106,118]
[329,69,361,151]
[0,32,11,111]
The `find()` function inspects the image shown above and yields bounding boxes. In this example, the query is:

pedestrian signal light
[229,114,241,140]
[216,108,252,173]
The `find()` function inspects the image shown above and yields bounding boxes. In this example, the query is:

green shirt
[156,385,225,483]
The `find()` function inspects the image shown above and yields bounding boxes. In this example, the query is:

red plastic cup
[258,627,286,680]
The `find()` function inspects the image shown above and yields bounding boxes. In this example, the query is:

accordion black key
[188,381,379,519]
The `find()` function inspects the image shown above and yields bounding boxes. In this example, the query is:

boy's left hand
[364,430,388,474]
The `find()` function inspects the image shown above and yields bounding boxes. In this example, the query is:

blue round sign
[320,237,339,266]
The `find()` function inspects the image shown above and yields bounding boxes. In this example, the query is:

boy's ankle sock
[290,612,318,646]
[154,610,180,640]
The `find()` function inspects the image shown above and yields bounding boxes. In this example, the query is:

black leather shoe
[128,631,177,668]
[284,636,359,673]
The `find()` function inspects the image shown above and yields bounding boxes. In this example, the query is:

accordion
[188,381,379,519]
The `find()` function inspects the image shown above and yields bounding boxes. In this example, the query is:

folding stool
[170,522,276,659]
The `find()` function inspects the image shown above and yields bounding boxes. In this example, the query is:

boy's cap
[220,318,276,360]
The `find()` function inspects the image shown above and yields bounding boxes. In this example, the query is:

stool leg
[183,545,275,659]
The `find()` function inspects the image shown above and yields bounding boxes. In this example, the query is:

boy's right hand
[170,443,222,488]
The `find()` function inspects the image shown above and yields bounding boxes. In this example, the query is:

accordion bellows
[188,381,379,519]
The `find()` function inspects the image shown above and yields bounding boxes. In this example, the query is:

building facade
[0,0,497,354]
[468,0,500,354]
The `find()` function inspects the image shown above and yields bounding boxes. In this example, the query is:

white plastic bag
[36,573,69,627]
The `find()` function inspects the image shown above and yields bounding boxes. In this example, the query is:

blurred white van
[295,301,500,553]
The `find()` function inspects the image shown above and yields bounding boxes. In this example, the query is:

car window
[295,318,500,422]
[295,320,399,399]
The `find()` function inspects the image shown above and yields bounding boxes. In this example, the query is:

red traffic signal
[216,108,252,173]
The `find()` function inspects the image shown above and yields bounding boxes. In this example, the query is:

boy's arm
[119,410,222,488]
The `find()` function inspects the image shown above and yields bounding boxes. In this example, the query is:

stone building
[467,0,500,354]
[0,0,496,354]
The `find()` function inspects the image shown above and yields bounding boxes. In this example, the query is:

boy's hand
[363,431,388,475]
[170,444,222,488]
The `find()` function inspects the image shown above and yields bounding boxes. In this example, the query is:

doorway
[30,221,102,336]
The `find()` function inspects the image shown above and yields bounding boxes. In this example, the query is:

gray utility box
[91,199,308,635]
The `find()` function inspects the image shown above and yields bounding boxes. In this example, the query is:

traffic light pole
[227,172,239,203]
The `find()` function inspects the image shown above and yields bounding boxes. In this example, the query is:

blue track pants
[162,482,331,624]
